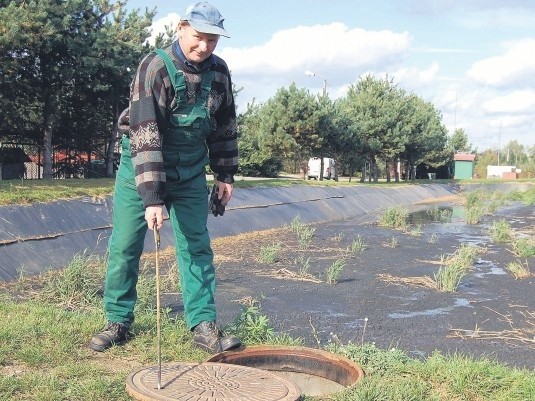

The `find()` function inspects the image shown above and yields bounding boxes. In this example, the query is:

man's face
[178,24,219,65]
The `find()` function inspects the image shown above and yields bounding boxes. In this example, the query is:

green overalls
[103,49,216,329]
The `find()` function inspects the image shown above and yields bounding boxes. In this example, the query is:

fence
[0,142,118,180]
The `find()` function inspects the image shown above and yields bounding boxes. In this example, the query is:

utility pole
[498,121,502,166]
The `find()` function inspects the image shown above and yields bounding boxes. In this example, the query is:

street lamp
[305,70,327,98]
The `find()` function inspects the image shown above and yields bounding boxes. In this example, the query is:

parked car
[307,157,338,180]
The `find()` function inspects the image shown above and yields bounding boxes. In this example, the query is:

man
[89,1,241,354]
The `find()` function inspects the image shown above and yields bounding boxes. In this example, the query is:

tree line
[1,0,534,180]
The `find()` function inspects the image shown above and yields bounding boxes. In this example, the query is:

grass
[328,346,535,401]
[0,178,116,205]
[490,219,513,243]
[349,235,367,253]
[257,241,283,263]
[434,244,480,292]
[378,244,481,293]
[325,258,346,285]
[511,237,535,258]
[378,205,409,230]
[288,215,316,249]
[1,228,534,400]
[506,260,532,279]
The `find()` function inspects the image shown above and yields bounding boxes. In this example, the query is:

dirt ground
[203,200,535,371]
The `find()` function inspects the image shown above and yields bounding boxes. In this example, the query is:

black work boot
[192,321,241,354]
[88,322,131,352]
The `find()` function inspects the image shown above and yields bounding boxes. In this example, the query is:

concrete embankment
[0,181,530,281]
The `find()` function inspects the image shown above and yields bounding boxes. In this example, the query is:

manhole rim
[206,345,365,388]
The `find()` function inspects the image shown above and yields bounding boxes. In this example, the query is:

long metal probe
[153,222,162,389]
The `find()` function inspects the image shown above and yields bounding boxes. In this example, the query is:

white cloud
[466,38,535,87]
[219,23,412,77]
[146,13,180,45]
[482,90,535,113]
[390,63,440,88]
[459,7,535,30]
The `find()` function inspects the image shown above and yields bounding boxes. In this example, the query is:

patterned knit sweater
[128,42,238,208]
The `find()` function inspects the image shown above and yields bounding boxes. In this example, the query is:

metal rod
[153,223,162,389]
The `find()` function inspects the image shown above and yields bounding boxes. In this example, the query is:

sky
[124,0,535,151]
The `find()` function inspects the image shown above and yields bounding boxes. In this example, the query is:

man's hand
[217,181,233,205]
[145,205,164,230]
[209,181,233,217]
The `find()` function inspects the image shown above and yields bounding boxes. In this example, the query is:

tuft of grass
[225,299,303,346]
[510,237,535,258]
[349,235,367,253]
[332,232,344,242]
[489,219,513,243]
[434,244,480,292]
[38,253,105,308]
[325,258,346,285]
[385,236,398,248]
[294,254,312,277]
[288,215,316,249]
[506,260,531,279]
[378,206,408,230]
[408,224,423,237]
[257,241,283,263]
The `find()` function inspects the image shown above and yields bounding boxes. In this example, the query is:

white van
[307,157,337,180]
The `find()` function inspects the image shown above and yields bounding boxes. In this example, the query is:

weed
[429,233,438,243]
[361,317,369,345]
[309,316,321,347]
[490,219,513,242]
[349,235,367,252]
[226,299,302,346]
[386,236,398,248]
[506,260,531,279]
[520,187,535,205]
[333,232,344,242]
[288,215,316,249]
[39,253,104,308]
[258,241,283,263]
[465,204,485,224]
[295,254,312,277]
[378,206,408,229]
[326,258,346,285]
[434,244,480,292]
[511,237,535,257]
[289,215,305,233]
[409,224,423,236]
[331,342,411,376]
[426,206,452,222]
[297,226,316,249]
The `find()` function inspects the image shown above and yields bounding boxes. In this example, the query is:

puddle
[388,298,471,319]
[409,206,464,225]
[473,258,507,277]
[408,205,495,246]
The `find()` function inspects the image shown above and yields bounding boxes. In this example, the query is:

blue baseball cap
[180,2,230,38]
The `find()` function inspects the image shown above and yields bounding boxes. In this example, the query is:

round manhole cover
[126,362,301,401]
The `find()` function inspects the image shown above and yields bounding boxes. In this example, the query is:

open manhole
[126,362,301,401]
[207,345,365,397]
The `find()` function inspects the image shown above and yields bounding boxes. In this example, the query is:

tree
[399,95,449,181]
[237,102,288,177]
[0,0,154,178]
[344,75,408,182]
[449,128,472,153]
[265,84,322,175]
